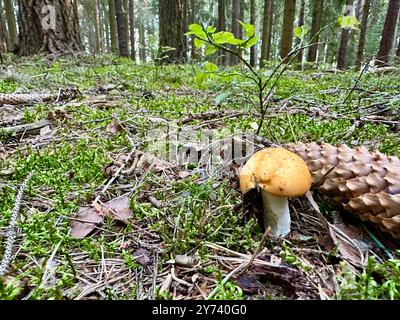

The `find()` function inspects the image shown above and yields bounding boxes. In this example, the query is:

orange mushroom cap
[239,147,312,197]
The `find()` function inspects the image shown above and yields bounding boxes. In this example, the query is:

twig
[241,226,271,273]
[0,172,34,276]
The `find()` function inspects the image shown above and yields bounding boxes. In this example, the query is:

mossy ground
[0,54,399,300]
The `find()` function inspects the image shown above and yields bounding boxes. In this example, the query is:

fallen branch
[1,119,51,136]
[0,172,34,276]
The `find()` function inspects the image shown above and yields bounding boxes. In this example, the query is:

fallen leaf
[178,171,191,179]
[94,194,133,223]
[70,206,102,239]
[106,118,123,135]
[133,248,151,266]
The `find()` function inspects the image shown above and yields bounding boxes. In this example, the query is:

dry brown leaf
[106,118,123,135]
[94,194,133,223]
[70,206,102,239]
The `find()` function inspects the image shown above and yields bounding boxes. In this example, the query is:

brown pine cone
[286,142,400,239]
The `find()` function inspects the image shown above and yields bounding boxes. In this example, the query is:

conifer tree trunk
[18,0,83,56]
[249,0,256,67]
[159,0,186,63]
[138,2,146,62]
[4,0,17,51]
[279,0,296,60]
[108,0,118,53]
[230,0,240,65]
[115,0,129,57]
[295,0,305,64]
[355,0,371,70]
[217,0,226,65]
[376,0,400,67]
[337,0,354,70]
[129,0,136,61]
[307,0,323,63]
[260,0,273,67]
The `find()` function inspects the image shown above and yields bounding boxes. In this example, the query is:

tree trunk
[4,0,18,51]
[249,0,256,67]
[260,0,273,67]
[217,0,226,66]
[397,37,400,57]
[17,0,83,56]
[101,0,110,52]
[0,11,7,54]
[307,0,323,63]
[181,0,187,55]
[138,2,145,62]
[0,0,11,52]
[376,0,400,67]
[97,0,104,53]
[129,0,136,61]
[279,0,296,60]
[230,0,240,65]
[93,0,100,53]
[189,0,196,60]
[294,0,305,64]
[355,0,371,70]
[238,0,244,39]
[123,0,130,54]
[337,0,354,70]
[115,0,129,57]
[159,0,186,63]
[108,0,118,53]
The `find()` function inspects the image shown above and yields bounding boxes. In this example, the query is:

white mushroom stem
[261,191,291,237]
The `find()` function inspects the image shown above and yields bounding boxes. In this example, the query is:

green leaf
[188,23,203,34]
[294,26,308,38]
[239,21,255,38]
[206,26,217,33]
[194,37,205,48]
[243,35,259,48]
[215,92,230,105]
[205,45,218,56]
[196,71,207,86]
[227,38,244,46]
[204,62,219,72]
[212,31,235,44]
[338,16,360,29]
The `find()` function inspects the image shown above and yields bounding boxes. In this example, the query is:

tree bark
[397,37,400,58]
[181,0,187,54]
[4,0,18,51]
[189,0,196,60]
[217,0,226,66]
[115,0,129,57]
[355,0,371,70]
[123,0,130,54]
[230,0,240,65]
[138,2,145,62]
[101,0,110,52]
[307,0,323,63]
[249,0,256,67]
[17,0,83,56]
[93,0,101,53]
[376,0,400,67]
[0,0,10,52]
[158,0,186,63]
[279,0,296,60]
[108,0,118,53]
[260,0,273,67]
[294,0,305,64]
[129,0,136,61]
[337,0,354,70]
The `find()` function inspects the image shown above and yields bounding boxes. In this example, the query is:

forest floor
[0,54,399,300]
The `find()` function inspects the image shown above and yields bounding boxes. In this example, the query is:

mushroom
[239,148,311,237]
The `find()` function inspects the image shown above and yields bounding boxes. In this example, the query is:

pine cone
[286,142,400,239]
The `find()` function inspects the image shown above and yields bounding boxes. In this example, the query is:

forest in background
[0,0,400,302]
[0,0,399,69]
